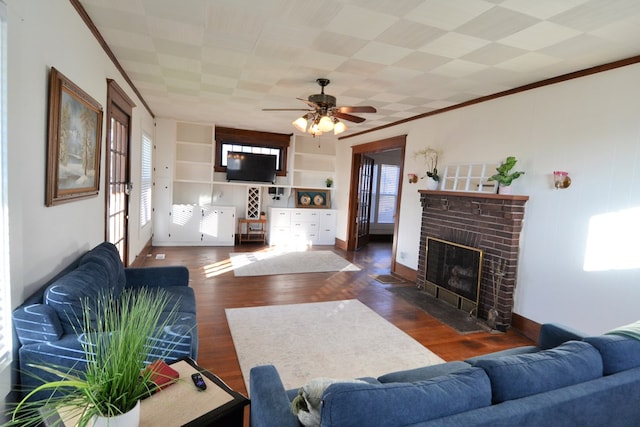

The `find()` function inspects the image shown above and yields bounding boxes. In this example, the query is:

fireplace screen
[425,237,483,303]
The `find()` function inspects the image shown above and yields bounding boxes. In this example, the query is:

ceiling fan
[263,78,377,136]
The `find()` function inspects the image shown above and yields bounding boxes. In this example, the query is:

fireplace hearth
[417,190,529,331]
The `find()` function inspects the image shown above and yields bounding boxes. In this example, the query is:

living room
[3,0,640,420]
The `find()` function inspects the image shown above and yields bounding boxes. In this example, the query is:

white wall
[3,0,155,402]
[337,63,640,335]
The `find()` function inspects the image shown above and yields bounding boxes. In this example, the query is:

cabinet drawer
[291,210,319,222]
[270,210,291,226]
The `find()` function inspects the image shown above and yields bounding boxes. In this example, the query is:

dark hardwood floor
[138,242,534,397]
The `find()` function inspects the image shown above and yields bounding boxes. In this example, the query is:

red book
[143,360,180,390]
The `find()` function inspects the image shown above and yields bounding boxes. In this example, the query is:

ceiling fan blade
[333,111,366,123]
[262,108,311,111]
[297,98,319,109]
[336,106,377,114]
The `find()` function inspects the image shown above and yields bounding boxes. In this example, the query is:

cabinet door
[202,206,235,245]
[318,210,337,245]
[169,205,201,242]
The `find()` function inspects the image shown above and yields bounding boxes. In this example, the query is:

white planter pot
[498,184,512,195]
[93,400,140,427]
[425,177,439,190]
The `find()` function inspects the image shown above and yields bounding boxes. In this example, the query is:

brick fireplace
[417,190,529,331]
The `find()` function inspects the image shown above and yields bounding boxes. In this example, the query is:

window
[374,164,400,224]
[140,132,152,227]
[214,126,290,176]
[0,0,11,372]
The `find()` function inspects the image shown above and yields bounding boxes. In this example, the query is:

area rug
[229,250,360,277]
[371,274,405,284]
[388,285,486,334]
[226,299,444,393]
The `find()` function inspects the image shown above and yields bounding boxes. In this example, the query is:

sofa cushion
[470,340,603,404]
[44,262,114,334]
[12,304,63,345]
[320,367,491,427]
[79,242,126,295]
[585,335,640,375]
[377,361,471,383]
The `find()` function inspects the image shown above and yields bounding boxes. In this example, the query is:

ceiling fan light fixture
[318,115,334,132]
[308,121,323,136]
[333,120,347,135]
[292,116,308,132]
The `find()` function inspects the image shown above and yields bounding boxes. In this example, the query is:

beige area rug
[226,299,444,394]
[229,250,360,277]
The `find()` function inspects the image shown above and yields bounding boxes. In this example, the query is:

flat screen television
[226,152,277,184]
[425,237,483,303]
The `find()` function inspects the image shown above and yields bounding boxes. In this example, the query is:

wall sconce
[408,173,418,184]
[553,171,571,189]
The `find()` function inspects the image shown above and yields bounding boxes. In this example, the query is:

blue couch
[250,323,640,426]
[12,242,198,397]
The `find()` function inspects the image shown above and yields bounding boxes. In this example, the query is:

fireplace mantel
[418,189,529,202]
[417,190,529,331]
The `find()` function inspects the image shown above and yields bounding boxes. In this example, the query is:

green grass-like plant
[6,288,180,426]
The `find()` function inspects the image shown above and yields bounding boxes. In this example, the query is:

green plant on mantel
[6,288,180,427]
[488,156,525,186]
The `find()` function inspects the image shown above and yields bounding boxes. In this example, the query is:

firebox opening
[424,237,483,316]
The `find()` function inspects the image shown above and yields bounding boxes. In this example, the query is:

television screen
[226,152,277,184]
[425,237,483,303]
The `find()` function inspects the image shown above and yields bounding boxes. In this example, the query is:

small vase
[498,184,512,195]
[93,401,140,427]
[425,177,439,191]
[487,307,499,330]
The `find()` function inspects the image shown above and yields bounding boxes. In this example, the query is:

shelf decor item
[8,288,181,427]
[412,147,441,189]
[295,188,330,208]
[488,156,525,194]
[45,67,103,206]
[325,177,333,188]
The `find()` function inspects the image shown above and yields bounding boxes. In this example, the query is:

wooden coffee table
[46,358,249,427]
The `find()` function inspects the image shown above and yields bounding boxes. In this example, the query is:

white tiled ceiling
[78,0,640,136]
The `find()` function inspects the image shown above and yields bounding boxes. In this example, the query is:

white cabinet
[268,208,336,246]
[155,205,235,246]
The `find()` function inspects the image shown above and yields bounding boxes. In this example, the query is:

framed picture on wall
[45,67,103,206]
[295,188,331,209]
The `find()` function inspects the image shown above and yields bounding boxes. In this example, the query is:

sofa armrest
[538,323,587,350]
[249,365,300,427]
[12,304,63,345]
[125,266,189,289]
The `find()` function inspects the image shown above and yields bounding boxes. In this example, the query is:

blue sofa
[12,242,198,397]
[250,323,640,426]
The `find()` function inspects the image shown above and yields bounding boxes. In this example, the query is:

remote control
[191,372,207,391]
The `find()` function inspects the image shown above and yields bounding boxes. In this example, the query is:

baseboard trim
[511,313,541,343]
[130,238,153,267]
[334,238,347,251]
[393,262,417,282]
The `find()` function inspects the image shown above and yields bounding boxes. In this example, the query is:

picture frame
[294,188,331,209]
[45,67,103,206]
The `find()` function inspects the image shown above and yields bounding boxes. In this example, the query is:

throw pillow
[291,377,367,427]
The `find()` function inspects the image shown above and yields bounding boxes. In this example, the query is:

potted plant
[8,288,180,427]
[325,178,333,188]
[488,156,525,194]
[412,148,440,190]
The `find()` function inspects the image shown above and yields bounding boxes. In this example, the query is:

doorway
[347,135,406,273]
[105,80,135,265]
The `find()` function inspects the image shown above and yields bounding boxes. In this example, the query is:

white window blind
[376,164,400,224]
[140,133,152,227]
[0,0,12,372]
